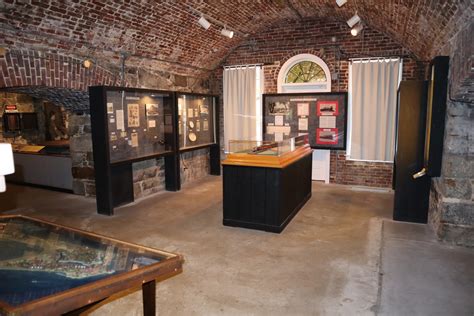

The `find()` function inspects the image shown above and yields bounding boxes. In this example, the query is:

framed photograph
[127,104,140,127]
[268,101,291,115]
[316,128,338,145]
[317,100,339,116]
[263,92,347,150]
[145,103,159,117]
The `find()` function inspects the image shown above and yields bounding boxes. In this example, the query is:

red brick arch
[0,49,119,90]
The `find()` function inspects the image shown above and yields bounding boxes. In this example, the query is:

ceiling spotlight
[198,16,211,30]
[351,23,364,36]
[221,28,234,39]
[336,0,347,7]
[347,14,360,28]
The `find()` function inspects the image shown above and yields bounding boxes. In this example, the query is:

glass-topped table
[0,215,183,315]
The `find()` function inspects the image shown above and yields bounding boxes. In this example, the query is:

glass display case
[177,93,217,150]
[105,90,174,163]
[222,134,312,233]
[0,215,183,315]
[228,134,309,156]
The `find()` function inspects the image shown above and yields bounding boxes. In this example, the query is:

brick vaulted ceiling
[0,0,471,77]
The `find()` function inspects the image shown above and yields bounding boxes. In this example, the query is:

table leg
[142,280,156,316]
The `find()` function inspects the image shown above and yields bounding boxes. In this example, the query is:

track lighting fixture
[198,16,211,30]
[221,28,234,39]
[336,0,347,7]
[346,14,360,28]
[351,23,363,36]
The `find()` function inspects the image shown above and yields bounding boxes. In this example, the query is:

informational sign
[263,93,347,149]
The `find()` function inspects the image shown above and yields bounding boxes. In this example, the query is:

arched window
[277,54,331,93]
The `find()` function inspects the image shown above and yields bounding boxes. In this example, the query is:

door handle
[413,168,426,179]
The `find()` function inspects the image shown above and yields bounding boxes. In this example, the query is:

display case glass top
[223,134,311,168]
[177,94,216,150]
[105,89,174,163]
[0,215,181,312]
[228,134,308,156]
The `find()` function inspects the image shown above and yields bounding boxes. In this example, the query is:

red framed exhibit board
[262,92,348,150]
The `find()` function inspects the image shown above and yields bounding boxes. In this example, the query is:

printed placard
[127,104,140,127]
[275,115,284,126]
[116,110,125,131]
[107,102,114,114]
[131,132,139,147]
[148,120,156,128]
[298,118,308,131]
[297,103,309,116]
[319,116,336,128]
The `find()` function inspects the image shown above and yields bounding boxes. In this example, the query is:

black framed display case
[90,86,179,216]
[175,92,221,188]
[262,92,348,150]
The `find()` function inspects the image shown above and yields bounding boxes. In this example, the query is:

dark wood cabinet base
[223,149,312,233]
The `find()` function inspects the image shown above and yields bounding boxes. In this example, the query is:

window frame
[277,54,331,93]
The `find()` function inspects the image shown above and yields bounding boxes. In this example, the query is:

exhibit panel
[222,135,312,233]
[262,93,347,150]
[177,93,217,150]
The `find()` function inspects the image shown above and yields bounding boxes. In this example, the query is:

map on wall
[263,93,347,150]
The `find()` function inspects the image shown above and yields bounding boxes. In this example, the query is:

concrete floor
[1,176,473,315]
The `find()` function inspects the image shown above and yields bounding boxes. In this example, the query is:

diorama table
[0,215,184,316]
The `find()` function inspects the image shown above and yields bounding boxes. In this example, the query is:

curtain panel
[223,66,263,152]
[349,59,401,161]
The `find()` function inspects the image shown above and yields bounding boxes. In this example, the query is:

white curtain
[223,66,263,152]
[348,59,401,161]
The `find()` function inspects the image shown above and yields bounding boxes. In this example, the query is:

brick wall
[216,18,426,188]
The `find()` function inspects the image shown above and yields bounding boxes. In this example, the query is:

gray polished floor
[1,177,472,315]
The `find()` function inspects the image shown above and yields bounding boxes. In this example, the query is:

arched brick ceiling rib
[0,1,471,76]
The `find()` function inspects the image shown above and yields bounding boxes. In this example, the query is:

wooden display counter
[222,144,312,233]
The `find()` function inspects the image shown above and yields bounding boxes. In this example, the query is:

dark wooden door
[393,80,430,223]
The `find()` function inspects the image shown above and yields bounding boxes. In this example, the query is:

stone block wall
[429,99,473,246]
[428,20,473,247]
[69,113,95,196]
[180,148,211,186]
[132,158,166,199]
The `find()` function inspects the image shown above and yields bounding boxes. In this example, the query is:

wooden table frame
[0,215,184,316]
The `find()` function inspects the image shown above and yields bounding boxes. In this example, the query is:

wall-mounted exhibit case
[222,135,312,233]
[176,92,221,177]
[262,93,347,150]
[90,87,220,215]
